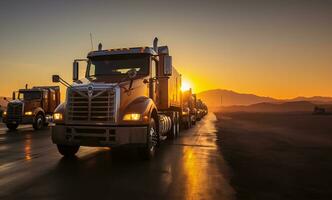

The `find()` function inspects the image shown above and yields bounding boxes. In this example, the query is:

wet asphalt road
[0,113,234,200]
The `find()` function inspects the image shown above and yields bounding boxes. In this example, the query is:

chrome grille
[7,103,23,121]
[67,88,116,123]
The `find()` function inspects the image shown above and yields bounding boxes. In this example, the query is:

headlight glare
[53,113,63,121]
[25,111,33,116]
[123,113,141,121]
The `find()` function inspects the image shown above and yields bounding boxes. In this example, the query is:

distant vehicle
[2,86,60,130]
[196,99,208,120]
[313,106,327,115]
[51,38,183,159]
[181,88,197,128]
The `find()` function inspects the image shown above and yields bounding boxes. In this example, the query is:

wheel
[168,113,177,139]
[6,123,19,131]
[33,114,44,130]
[184,121,189,129]
[175,112,180,137]
[139,118,158,160]
[57,144,80,157]
[43,123,49,127]
[192,116,196,125]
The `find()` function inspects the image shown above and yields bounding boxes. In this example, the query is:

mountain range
[197,89,332,107]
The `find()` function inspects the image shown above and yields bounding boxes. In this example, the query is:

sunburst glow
[181,81,191,91]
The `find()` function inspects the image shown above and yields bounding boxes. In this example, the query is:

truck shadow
[8,144,174,200]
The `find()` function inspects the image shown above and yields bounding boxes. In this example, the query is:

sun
[181,81,191,91]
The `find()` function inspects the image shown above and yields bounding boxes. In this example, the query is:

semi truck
[181,88,197,129]
[2,86,60,130]
[196,99,208,120]
[51,38,182,159]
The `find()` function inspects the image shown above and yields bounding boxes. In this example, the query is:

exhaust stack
[153,37,158,54]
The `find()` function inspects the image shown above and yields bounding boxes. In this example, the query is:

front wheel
[6,123,19,131]
[57,145,80,157]
[139,118,158,160]
[33,114,44,130]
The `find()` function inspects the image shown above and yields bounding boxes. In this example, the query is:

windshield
[87,54,150,78]
[18,91,42,100]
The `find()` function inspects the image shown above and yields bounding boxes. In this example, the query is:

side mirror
[52,75,60,83]
[73,61,79,81]
[127,69,137,90]
[164,55,172,76]
[12,92,15,100]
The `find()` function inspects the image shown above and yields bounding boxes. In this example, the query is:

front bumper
[3,116,34,124]
[52,124,148,147]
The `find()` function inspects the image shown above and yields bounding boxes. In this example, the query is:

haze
[0,0,331,99]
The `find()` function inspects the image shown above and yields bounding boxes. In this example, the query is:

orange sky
[0,0,331,100]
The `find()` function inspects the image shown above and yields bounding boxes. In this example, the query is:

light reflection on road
[0,113,235,200]
[24,135,32,161]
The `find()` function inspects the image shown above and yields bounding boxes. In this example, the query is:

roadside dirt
[216,112,332,200]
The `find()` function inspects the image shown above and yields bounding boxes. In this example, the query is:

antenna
[90,33,94,50]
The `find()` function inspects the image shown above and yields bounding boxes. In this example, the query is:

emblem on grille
[88,85,94,97]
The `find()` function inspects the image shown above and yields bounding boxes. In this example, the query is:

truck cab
[3,86,60,130]
[52,38,182,159]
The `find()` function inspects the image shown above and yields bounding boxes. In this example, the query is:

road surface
[0,113,234,200]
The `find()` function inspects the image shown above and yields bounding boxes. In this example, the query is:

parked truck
[51,38,182,159]
[196,99,204,121]
[181,88,197,129]
[2,86,60,130]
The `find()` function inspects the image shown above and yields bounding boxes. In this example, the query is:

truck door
[43,91,49,113]
[49,90,56,112]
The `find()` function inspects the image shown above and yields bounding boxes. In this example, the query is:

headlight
[3,111,7,116]
[53,113,63,121]
[25,111,33,116]
[123,113,141,121]
[182,111,188,115]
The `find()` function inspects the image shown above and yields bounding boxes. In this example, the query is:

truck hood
[9,99,23,104]
[8,99,41,112]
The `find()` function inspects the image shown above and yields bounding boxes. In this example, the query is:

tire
[168,113,177,139]
[6,123,19,131]
[188,119,192,129]
[43,123,49,127]
[192,116,196,125]
[140,118,158,160]
[57,144,80,157]
[175,112,180,137]
[33,114,44,130]
[184,121,189,129]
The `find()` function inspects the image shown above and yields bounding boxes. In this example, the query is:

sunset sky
[0,0,331,99]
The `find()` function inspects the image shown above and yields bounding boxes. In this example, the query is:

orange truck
[196,99,208,120]
[51,38,182,159]
[181,88,197,128]
[2,86,60,130]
